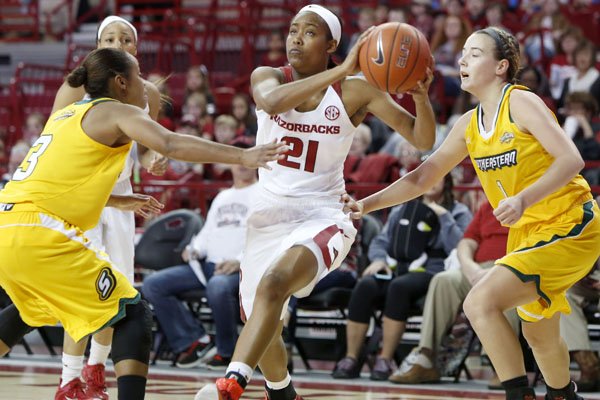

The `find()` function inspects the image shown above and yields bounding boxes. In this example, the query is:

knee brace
[0,304,33,348]
[111,300,153,365]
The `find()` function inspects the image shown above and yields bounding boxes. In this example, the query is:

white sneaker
[195,383,220,400]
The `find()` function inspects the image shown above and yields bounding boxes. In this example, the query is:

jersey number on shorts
[278,136,319,172]
[12,135,53,181]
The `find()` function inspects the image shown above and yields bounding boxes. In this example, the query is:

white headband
[97,16,138,43]
[298,5,341,49]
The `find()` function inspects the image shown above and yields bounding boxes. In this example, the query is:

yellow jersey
[465,84,591,228]
[0,98,131,231]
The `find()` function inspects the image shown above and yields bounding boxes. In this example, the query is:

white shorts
[85,206,135,283]
[239,189,357,320]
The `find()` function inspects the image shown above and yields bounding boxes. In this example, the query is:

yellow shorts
[497,200,600,322]
[0,204,140,342]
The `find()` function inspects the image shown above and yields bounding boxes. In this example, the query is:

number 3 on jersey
[278,136,319,173]
[12,135,53,181]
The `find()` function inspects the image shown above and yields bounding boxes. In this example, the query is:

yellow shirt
[0,98,132,231]
[465,84,591,228]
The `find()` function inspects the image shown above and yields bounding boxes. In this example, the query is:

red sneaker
[82,364,109,400]
[195,378,244,400]
[55,378,90,400]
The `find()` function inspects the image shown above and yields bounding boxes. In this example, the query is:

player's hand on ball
[406,61,434,100]
[341,193,364,219]
[241,140,289,170]
[341,26,376,76]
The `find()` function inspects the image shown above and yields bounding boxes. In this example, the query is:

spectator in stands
[561,258,600,392]
[516,66,556,113]
[0,141,30,190]
[409,0,435,40]
[396,140,422,176]
[387,7,408,24]
[148,72,175,130]
[206,115,243,181]
[374,4,389,25]
[231,93,257,137]
[389,201,518,388]
[22,111,45,146]
[260,30,287,68]
[485,2,509,32]
[142,140,258,369]
[442,0,464,17]
[464,0,487,30]
[562,92,600,185]
[184,64,215,115]
[430,15,472,99]
[558,41,600,112]
[547,26,582,101]
[332,174,471,381]
[346,8,376,57]
[182,92,214,140]
[522,0,570,65]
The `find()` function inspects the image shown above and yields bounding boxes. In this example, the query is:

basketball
[359,22,432,94]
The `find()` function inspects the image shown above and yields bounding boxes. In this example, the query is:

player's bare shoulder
[340,75,379,111]
[251,66,284,86]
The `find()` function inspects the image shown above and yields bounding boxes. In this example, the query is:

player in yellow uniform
[0,47,286,400]
[343,27,600,400]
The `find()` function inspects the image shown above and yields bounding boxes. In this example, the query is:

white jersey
[256,66,357,199]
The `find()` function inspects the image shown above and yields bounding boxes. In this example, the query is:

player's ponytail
[67,65,87,88]
[65,48,135,99]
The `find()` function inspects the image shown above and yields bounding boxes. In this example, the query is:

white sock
[61,353,84,387]
[415,352,433,369]
[226,362,253,384]
[198,334,211,345]
[87,338,112,366]
[265,373,291,390]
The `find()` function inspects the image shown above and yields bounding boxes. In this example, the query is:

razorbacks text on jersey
[255,66,357,199]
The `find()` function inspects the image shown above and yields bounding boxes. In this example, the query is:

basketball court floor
[2,332,600,400]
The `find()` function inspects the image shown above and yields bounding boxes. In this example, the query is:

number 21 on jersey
[12,135,53,181]
[277,136,319,173]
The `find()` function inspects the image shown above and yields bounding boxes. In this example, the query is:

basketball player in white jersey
[51,16,165,400]
[196,5,436,400]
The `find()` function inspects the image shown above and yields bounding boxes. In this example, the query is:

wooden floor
[1,354,600,400]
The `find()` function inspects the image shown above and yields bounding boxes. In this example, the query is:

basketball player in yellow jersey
[343,27,600,400]
[0,48,286,400]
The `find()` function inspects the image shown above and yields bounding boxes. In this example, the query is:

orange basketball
[359,22,432,94]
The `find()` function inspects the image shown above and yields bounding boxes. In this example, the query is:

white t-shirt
[256,67,357,199]
[191,182,258,264]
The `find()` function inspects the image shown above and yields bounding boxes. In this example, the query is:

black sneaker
[176,340,214,368]
[204,354,231,370]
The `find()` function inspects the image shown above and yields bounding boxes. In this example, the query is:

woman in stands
[51,15,166,400]
[195,4,436,400]
[0,47,285,400]
[344,27,600,400]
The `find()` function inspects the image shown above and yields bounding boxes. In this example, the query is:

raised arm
[52,81,86,114]
[251,28,373,115]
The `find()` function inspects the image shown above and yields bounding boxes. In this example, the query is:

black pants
[348,272,432,323]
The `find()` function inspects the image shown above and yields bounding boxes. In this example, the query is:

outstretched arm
[115,105,287,168]
[346,111,471,217]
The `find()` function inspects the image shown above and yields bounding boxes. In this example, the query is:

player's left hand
[241,140,289,169]
[148,154,169,176]
[406,60,434,100]
[341,193,364,219]
[115,194,164,218]
[493,196,524,226]
[215,260,240,275]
